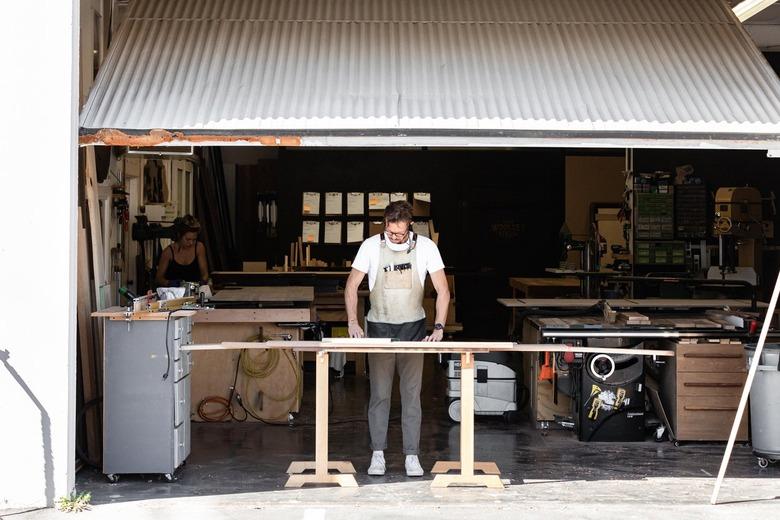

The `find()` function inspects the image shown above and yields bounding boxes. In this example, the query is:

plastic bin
[745,343,780,468]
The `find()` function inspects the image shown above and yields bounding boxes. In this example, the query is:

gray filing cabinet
[103,313,193,481]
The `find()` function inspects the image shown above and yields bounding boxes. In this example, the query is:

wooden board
[192,308,312,323]
[499,298,762,309]
[77,212,101,463]
[92,308,197,320]
[211,286,314,302]
[498,298,602,308]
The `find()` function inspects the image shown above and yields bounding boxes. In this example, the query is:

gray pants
[367,319,426,455]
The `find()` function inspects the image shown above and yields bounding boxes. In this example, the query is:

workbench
[184,339,672,489]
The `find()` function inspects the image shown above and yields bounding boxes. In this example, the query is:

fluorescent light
[733,0,778,22]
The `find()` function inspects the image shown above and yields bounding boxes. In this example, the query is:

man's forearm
[434,290,450,325]
[345,287,359,323]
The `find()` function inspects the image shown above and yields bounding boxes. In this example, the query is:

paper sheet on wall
[302,220,320,243]
[324,221,342,244]
[302,192,320,215]
[413,220,430,237]
[368,192,390,211]
[347,192,365,215]
[325,192,342,215]
[346,221,365,243]
[413,192,431,203]
[390,192,408,202]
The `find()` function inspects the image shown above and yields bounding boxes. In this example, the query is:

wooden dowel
[711,270,780,505]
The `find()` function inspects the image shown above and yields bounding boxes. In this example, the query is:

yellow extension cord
[197,334,303,423]
[238,334,303,423]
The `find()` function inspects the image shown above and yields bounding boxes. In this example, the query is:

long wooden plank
[85,146,107,310]
[711,270,780,505]
[192,308,312,323]
[499,298,762,309]
[77,212,100,463]
[183,341,674,357]
[211,286,315,302]
[91,307,197,319]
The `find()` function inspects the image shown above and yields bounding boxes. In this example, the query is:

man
[345,200,450,477]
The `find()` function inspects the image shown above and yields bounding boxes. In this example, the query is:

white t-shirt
[352,233,445,291]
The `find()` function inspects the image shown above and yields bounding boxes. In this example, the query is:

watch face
[434,323,444,330]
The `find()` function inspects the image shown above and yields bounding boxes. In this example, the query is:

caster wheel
[673,441,681,447]
[758,458,769,469]
[163,473,175,482]
[503,411,518,424]
[106,474,119,483]
[448,399,461,423]
[769,459,777,464]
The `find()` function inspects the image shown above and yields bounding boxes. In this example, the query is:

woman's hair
[384,200,413,224]
[174,214,201,240]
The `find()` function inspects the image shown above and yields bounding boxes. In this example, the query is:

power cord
[162,310,174,380]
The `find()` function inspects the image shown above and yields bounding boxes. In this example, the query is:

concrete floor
[4,359,779,519]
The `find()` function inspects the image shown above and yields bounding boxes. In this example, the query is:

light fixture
[733,0,778,22]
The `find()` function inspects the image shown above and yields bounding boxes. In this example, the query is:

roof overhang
[80,0,780,150]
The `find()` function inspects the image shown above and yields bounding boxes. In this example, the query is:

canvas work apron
[365,232,426,455]
[366,233,424,325]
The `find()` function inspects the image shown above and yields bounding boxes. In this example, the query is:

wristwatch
[434,323,444,331]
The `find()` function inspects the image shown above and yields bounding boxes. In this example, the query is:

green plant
[56,491,91,513]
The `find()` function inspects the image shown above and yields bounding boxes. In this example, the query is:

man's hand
[423,329,444,342]
[348,321,365,338]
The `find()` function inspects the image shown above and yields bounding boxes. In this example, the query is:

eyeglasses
[385,228,409,239]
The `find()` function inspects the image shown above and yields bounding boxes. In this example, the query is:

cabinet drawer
[675,396,748,441]
[174,374,190,427]
[676,343,746,373]
[173,351,192,380]
[677,372,745,397]
[173,422,185,469]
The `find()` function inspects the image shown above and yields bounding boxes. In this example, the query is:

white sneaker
[405,455,424,477]
[368,451,386,476]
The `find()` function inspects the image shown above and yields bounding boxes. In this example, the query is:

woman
[155,215,209,287]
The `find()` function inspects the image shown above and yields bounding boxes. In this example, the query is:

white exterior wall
[0,0,79,509]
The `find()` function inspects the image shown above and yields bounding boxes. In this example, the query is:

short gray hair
[384,201,413,223]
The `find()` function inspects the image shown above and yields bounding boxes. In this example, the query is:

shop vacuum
[446,352,519,423]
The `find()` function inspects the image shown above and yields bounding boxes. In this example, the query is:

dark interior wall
[234,148,566,338]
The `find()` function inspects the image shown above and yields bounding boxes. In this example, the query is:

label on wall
[302,192,320,215]
[302,220,320,243]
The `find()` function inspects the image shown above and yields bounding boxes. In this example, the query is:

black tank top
[164,243,201,283]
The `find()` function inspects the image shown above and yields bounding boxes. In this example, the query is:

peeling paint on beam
[78,129,302,147]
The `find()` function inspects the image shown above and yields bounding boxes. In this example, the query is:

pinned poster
[302,220,320,243]
[324,221,342,244]
[368,192,390,216]
[413,192,431,217]
[413,220,431,238]
[346,221,365,243]
[347,192,365,215]
[302,192,320,215]
[390,192,408,202]
[325,192,342,215]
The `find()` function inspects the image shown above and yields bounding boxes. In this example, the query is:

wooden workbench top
[498,298,761,309]
[509,277,580,289]
[91,307,197,320]
[210,286,314,302]
[182,339,674,357]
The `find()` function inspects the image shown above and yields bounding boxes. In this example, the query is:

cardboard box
[243,261,267,272]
